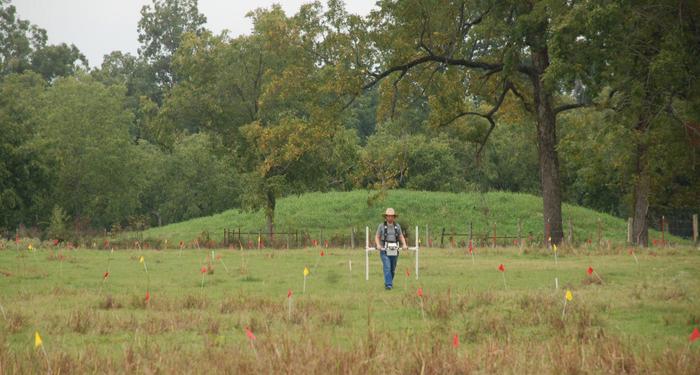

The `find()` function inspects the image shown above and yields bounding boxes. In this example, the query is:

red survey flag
[103,271,109,280]
[145,291,151,303]
[690,327,700,342]
[406,268,410,277]
[287,289,293,298]
[587,267,594,276]
[417,287,423,297]
[245,327,256,341]
[452,334,459,348]
[53,239,59,246]
[320,250,325,257]
[201,266,207,274]
[498,264,505,272]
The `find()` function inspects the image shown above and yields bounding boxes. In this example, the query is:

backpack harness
[381,221,401,248]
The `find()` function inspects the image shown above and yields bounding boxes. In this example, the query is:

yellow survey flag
[565,290,573,301]
[303,267,310,277]
[34,331,43,348]
[28,244,33,251]
[553,244,557,252]
[139,256,144,263]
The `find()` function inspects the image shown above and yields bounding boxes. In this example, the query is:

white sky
[11,0,377,67]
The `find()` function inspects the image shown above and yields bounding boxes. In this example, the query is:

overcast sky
[11,0,377,67]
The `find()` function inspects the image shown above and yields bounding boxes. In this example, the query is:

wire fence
[7,214,695,251]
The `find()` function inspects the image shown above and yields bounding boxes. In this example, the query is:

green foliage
[358,128,467,192]
[34,75,139,229]
[154,133,240,225]
[0,1,47,76]
[0,71,47,231]
[137,0,207,95]
[46,204,69,240]
[559,108,633,215]
[1,0,697,242]
[30,43,88,80]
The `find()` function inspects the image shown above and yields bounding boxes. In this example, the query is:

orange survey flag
[452,334,459,348]
[498,264,505,272]
[690,327,700,343]
[587,266,594,275]
[245,327,256,341]
[417,287,423,297]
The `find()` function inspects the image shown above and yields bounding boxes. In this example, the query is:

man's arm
[375,232,382,249]
[400,233,408,249]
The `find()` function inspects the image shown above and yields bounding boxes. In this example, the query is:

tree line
[1,0,698,246]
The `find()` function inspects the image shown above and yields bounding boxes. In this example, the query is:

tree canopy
[1,0,698,245]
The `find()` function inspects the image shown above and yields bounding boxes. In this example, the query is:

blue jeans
[380,250,398,288]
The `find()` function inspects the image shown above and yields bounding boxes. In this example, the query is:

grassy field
[1,244,699,373]
[135,189,682,247]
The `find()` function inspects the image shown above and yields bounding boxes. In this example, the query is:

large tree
[0,0,46,76]
[163,3,360,240]
[0,72,46,232]
[34,76,141,230]
[137,0,207,100]
[346,0,622,244]
[595,0,700,246]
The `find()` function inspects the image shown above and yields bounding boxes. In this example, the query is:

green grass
[1,245,699,373]
[135,189,681,246]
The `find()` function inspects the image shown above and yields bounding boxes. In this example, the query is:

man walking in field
[375,208,408,290]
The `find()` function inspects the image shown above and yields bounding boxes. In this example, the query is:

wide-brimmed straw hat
[382,208,398,217]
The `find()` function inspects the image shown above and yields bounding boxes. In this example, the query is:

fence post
[365,226,370,281]
[440,228,445,248]
[661,216,665,246]
[492,222,497,248]
[627,217,633,244]
[469,222,473,249]
[415,225,419,279]
[567,218,573,244]
[597,218,602,246]
[351,227,355,249]
[517,219,522,248]
[692,214,698,245]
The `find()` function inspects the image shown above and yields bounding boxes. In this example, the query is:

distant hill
[135,190,677,247]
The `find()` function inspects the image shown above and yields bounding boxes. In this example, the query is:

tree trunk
[531,48,564,244]
[153,211,162,227]
[631,118,650,247]
[265,189,276,244]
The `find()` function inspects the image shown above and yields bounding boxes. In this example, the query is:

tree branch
[553,102,589,115]
[440,81,512,127]
[363,55,504,90]
[437,81,513,162]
